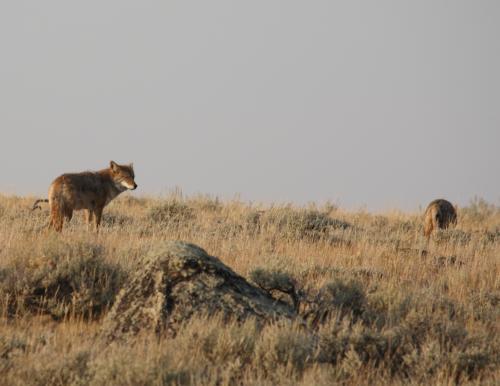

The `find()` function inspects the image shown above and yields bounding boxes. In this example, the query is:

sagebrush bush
[460,197,499,225]
[260,208,350,241]
[432,228,471,245]
[147,200,195,226]
[253,322,316,377]
[299,278,368,327]
[0,239,125,319]
[100,212,134,227]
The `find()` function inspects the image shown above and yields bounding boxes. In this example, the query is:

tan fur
[423,199,457,239]
[43,161,137,232]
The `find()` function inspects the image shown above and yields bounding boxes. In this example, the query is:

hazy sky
[1,1,499,210]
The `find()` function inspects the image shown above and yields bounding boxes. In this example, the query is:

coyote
[33,161,137,232]
[423,199,457,239]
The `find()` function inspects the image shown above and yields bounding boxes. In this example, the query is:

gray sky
[1,1,499,210]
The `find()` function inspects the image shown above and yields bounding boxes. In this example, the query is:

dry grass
[0,193,498,385]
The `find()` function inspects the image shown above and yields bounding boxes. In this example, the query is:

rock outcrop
[101,241,294,341]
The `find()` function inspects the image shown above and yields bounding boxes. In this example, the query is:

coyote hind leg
[48,202,64,232]
[49,212,64,232]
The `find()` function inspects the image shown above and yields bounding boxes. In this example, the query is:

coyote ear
[129,163,134,169]
[110,161,118,171]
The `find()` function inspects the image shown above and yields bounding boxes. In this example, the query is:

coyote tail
[32,199,49,211]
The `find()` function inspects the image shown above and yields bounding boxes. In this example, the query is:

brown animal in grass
[423,199,457,239]
[33,161,137,232]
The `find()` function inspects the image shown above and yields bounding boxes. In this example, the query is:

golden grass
[0,193,498,385]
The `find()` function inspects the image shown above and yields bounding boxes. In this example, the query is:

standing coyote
[423,199,457,239]
[33,161,137,232]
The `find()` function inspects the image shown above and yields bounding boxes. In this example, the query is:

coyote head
[110,161,138,191]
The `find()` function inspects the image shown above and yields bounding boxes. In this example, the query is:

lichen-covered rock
[101,241,294,341]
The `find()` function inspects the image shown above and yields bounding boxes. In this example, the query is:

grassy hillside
[0,194,498,385]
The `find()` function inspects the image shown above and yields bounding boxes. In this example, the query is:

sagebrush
[0,193,498,385]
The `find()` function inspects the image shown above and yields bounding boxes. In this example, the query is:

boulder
[101,241,294,341]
